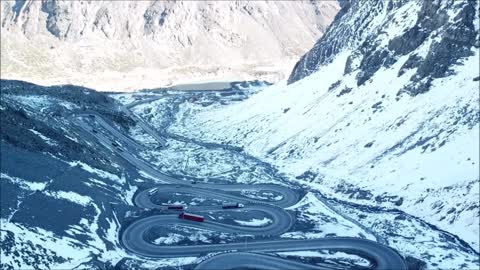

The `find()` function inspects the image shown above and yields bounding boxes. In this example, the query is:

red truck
[166,205,185,210]
[178,212,204,222]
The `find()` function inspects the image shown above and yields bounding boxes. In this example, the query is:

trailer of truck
[166,205,184,210]
[178,212,204,222]
[222,203,244,209]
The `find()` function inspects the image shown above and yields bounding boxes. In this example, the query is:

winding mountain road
[73,100,407,270]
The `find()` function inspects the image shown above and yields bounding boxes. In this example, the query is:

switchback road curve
[134,183,299,208]
[73,107,407,270]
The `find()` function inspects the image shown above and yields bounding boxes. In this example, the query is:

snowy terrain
[118,81,478,268]
[281,193,375,241]
[0,81,199,269]
[147,226,235,246]
[2,76,478,269]
[167,0,480,256]
[2,80,399,269]
[0,1,339,91]
[2,0,479,269]
[234,217,272,227]
[276,250,371,269]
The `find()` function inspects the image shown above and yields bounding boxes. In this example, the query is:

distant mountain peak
[0,0,340,91]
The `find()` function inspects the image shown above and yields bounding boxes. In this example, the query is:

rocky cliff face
[287,0,479,95]
[0,0,339,91]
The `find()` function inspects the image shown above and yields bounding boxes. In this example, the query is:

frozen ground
[138,139,283,185]
[276,250,371,269]
[3,1,478,269]
[234,217,272,227]
[120,78,479,269]
[158,1,480,257]
[0,81,221,269]
[328,198,480,269]
[281,193,375,241]
[2,74,477,270]
[150,191,224,207]
[145,225,238,246]
[3,79,397,269]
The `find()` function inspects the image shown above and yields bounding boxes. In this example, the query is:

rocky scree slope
[169,0,480,253]
[0,80,168,269]
[0,0,339,91]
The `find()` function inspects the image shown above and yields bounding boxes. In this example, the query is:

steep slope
[287,0,478,90]
[0,80,192,269]
[168,0,480,253]
[0,0,339,91]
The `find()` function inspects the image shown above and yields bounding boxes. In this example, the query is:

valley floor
[1,79,478,269]
[112,83,480,269]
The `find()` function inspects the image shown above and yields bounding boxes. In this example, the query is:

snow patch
[29,128,57,146]
[45,191,92,206]
[234,217,272,227]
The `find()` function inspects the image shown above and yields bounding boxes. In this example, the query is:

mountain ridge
[288,0,478,94]
[0,0,339,91]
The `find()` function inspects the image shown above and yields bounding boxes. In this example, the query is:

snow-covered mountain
[2,1,479,269]
[0,0,339,91]
[169,0,480,253]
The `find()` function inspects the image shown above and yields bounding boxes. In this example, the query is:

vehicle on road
[166,205,185,210]
[179,212,204,222]
[88,114,95,118]
[111,141,120,147]
[222,203,244,209]
[148,188,158,195]
[92,129,98,133]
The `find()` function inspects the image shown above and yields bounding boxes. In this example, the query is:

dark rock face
[0,80,145,270]
[399,0,478,96]
[336,86,352,97]
[41,1,74,39]
[398,54,423,77]
[287,0,479,97]
[143,3,171,35]
[287,0,355,84]
[355,48,394,86]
